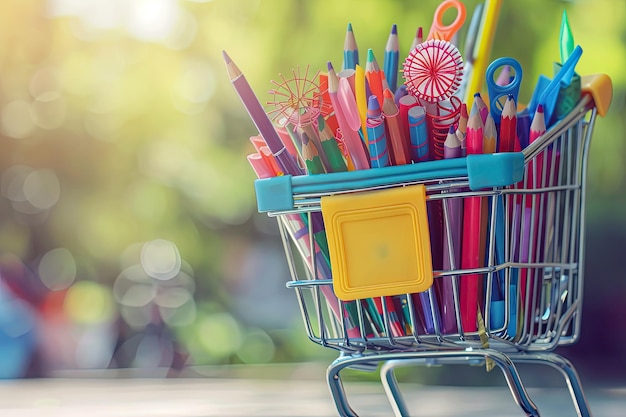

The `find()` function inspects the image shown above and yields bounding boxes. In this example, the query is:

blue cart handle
[255,152,524,213]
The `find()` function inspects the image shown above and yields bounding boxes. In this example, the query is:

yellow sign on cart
[321,184,433,301]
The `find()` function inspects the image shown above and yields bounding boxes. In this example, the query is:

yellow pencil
[354,64,368,146]
[483,112,497,154]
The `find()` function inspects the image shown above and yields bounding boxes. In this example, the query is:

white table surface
[0,364,624,416]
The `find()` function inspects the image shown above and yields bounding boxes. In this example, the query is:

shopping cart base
[326,350,592,417]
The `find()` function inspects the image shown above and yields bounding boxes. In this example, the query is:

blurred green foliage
[0,0,623,377]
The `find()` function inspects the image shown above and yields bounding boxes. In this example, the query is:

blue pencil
[383,24,399,92]
[343,23,359,70]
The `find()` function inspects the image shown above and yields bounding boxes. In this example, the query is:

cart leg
[378,350,541,417]
[379,360,411,417]
[509,352,593,417]
[327,356,373,417]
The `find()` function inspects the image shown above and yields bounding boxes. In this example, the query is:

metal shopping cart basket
[253,75,612,417]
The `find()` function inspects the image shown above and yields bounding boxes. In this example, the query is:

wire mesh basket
[254,81,611,416]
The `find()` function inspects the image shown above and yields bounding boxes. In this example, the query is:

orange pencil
[365,49,386,108]
[382,88,411,165]
[318,73,340,137]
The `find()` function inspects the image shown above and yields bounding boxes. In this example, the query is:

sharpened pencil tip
[347,22,353,32]
[367,48,375,62]
[327,61,334,72]
[222,50,231,63]
[391,24,397,35]
[537,104,544,112]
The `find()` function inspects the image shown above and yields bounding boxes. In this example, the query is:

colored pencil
[460,109,484,333]
[327,61,370,170]
[382,88,410,165]
[318,72,340,137]
[383,24,400,92]
[354,64,369,146]
[483,112,497,154]
[301,130,326,175]
[499,94,517,152]
[455,102,468,156]
[473,92,489,125]
[409,27,423,54]
[495,65,511,86]
[440,125,462,333]
[365,49,385,108]
[343,23,359,70]
[223,50,302,176]
[317,114,347,173]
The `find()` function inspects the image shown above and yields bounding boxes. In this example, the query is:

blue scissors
[485,57,523,122]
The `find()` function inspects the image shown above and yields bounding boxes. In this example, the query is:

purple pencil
[223,51,302,176]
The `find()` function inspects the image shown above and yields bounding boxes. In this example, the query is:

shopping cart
[253,75,612,417]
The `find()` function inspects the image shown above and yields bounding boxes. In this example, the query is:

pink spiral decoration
[402,39,463,103]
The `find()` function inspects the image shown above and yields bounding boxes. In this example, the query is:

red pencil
[460,110,484,333]
[518,104,547,309]
[499,94,517,153]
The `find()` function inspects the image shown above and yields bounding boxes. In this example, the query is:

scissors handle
[486,57,523,120]
[427,0,467,42]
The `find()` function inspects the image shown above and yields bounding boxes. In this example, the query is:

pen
[407,105,429,163]
[366,96,390,168]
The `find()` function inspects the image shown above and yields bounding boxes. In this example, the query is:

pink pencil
[455,102,468,156]
[327,61,370,170]
[473,93,489,125]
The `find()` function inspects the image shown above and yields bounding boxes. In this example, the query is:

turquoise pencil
[383,24,399,92]
[343,23,359,70]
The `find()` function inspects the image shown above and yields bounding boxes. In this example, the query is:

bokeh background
[0,0,624,386]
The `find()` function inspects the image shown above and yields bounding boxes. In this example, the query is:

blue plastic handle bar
[255,152,525,213]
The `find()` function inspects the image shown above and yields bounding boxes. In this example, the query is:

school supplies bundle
[223,1,612,415]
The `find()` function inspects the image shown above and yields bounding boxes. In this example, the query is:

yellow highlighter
[464,0,502,110]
